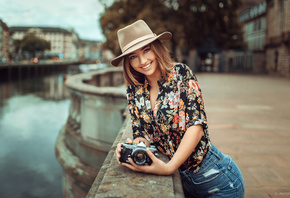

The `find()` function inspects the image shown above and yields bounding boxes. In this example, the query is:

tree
[174,0,245,50]
[99,0,172,56]
[13,39,22,54]
[20,33,51,57]
[98,0,245,57]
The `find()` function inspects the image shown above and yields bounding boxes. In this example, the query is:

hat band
[122,34,156,53]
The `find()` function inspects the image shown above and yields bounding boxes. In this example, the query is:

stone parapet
[56,67,128,197]
[56,126,99,198]
[65,67,125,96]
[64,67,127,168]
[87,116,184,198]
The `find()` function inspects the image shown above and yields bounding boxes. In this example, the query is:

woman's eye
[129,56,136,60]
[144,48,150,53]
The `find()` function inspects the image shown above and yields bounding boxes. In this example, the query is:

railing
[64,67,127,167]
[55,67,128,197]
[87,116,184,198]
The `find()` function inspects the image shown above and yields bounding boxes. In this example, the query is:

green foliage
[175,0,245,50]
[18,33,51,56]
[99,0,174,56]
[99,0,245,56]
[13,39,22,54]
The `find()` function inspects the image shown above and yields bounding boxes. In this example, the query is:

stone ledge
[65,67,126,97]
[87,116,184,198]
[55,126,99,191]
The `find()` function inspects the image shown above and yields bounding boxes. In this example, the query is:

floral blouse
[126,63,211,173]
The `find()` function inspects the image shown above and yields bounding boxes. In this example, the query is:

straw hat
[110,20,172,67]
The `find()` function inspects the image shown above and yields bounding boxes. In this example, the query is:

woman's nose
[139,54,147,65]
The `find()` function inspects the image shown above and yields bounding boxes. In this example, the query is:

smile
[142,63,151,69]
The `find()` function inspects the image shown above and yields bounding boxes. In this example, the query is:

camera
[119,141,158,165]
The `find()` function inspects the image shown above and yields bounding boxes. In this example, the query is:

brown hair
[123,40,175,86]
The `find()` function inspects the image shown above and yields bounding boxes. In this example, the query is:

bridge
[0,61,79,81]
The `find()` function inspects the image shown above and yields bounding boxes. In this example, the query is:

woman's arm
[116,85,151,162]
[165,124,203,174]
[122,124,203,175]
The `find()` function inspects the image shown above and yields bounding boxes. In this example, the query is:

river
[0,64,105,198]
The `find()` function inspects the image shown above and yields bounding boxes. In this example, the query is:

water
[0,67,75,198]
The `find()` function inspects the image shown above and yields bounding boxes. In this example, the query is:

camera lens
[136,153,144,159]
[132,149,147,165]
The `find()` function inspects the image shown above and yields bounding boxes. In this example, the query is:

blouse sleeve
[126,85,147,140]
[181,64,208,130]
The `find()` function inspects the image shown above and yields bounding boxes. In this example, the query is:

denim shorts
[179,144,245,198]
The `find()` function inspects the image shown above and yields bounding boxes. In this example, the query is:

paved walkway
[196,73,290,198]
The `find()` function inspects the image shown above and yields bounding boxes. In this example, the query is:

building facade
[240,1,267,50]
[240,0,290,76]
[10,26,80,61]
[265,0,290,76]
[238,0,267,73]
[0,19,13,63]
[79,40,103,63]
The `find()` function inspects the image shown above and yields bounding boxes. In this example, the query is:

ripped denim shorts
[179,144,245,198]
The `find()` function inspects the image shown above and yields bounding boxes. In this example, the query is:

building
[239,0,267,73]
[239,0,290,76]
[10,26,80,61]
[265,0,290,76]
[240,1,267,50]
[79,40,103,63]
[0,19,13,63]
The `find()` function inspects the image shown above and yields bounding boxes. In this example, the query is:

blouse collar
[143,74,167,90]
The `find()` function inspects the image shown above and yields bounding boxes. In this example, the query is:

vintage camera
[119,141,158,165]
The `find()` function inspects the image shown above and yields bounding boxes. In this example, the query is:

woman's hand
[121,148,174,175]
[115,138,133,163]
[116,137,175,175]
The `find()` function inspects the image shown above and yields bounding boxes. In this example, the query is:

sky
[0,0,113,41]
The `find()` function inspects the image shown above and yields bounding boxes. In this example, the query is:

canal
[0,64,105,198]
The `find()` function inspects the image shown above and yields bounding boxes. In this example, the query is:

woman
[112,20,244,198]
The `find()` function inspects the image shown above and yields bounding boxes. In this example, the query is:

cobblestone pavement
[197,73,290,198]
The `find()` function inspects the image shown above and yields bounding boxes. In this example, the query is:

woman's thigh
[180,145,244,198]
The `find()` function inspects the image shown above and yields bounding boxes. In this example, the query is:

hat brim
[111,31,172,67]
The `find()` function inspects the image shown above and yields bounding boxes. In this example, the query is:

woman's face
[128,44,160,78]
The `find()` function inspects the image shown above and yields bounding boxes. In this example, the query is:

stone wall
[265,0,290,77]
[87,116,185,198]
[266,46,290,76]
[253,51,266,73]
[56,67,128,197]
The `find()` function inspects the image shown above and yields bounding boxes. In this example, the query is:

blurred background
[0,0,289,197]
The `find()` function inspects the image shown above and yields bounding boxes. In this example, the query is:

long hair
[123,40,175,86]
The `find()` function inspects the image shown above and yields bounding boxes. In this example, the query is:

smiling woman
[112,20,245,198]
